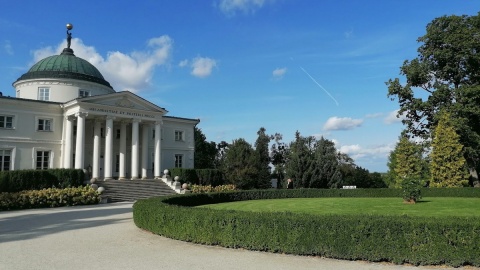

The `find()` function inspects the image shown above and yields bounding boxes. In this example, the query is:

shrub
[169,168,225,186]
[0,169,85,193]
[191,184,236,193]
[401,178,422,203]
[133,188,480,267]
[0,186,99,210]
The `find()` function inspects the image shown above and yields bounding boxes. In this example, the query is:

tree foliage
[393,135,426,188]
[223,139,259,189]
[194,127,217,169]
[253,127,274,189]
[285,132,342,189]
[429,112,469,187]
[387,13,480,175]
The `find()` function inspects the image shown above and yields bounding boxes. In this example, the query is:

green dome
[15,48,112,89]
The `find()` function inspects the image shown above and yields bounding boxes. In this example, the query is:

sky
[0,0,478,172]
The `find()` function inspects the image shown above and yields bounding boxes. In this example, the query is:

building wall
[14,79,114,102]
[0,98,64,170]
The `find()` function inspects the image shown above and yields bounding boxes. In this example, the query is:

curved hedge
[133,188,480,267]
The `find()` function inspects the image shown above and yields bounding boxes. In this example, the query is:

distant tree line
[194,127,386,189]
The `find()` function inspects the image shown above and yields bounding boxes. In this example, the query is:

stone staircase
[94,179,177,203]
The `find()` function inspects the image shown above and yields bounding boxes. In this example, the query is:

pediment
[77,91,167,113]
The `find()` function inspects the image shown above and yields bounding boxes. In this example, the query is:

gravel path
[0,202,476,270]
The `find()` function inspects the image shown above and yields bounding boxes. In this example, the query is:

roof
[14,48,112,89]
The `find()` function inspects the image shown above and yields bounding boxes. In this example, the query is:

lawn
[197,197,480,217]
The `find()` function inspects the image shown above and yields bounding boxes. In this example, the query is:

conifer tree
[394,135,424,188]
[429,112,469,187]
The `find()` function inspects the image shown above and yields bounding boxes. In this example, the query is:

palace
[0,26,198,180]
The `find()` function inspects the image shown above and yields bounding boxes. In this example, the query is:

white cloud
[272,67,287,79]
[384,109,406,124]
[32,36,173,92]
[338,143,394,163]
[178,59,189,67]
[4,40,13,55]
[217,0,273,16]
[365,112,383,118]
[323,116,363,131]
[190,57,217,78]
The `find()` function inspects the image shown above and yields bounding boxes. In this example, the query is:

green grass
[197,197,480,217]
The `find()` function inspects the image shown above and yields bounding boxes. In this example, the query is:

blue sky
[0,1,478,172]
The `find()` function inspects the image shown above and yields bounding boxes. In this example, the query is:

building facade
[0,35,198,180]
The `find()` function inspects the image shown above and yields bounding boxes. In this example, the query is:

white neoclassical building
[0,30,198,180]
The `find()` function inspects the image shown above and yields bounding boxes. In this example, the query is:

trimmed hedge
[133,188,480,267]
[0,169,85,193]
[169,168,224,186]
[0,186,100,210]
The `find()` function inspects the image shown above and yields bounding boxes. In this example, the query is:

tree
[285,131,315,188]
[223,139,259,189]
[429,112,469,187]
[310,137,342,188]
[194,127,217,169]
[285,132,342,189]
[393,135,426,188]
[253,127,273,189]
[387,13,480,178]
[270,133,288,189]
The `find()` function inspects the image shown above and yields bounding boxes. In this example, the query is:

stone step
[94,179,177,202]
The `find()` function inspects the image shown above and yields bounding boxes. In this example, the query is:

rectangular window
[116,129,121,139]
[36,151,50,170]
[38,87,50,101]
[174,154,183,168]
[37,119,52,131]
[0,115,14,129]
[152,129,155,139]
[0,149,11,171]
[174,130,184,141]
[79,89,91,98]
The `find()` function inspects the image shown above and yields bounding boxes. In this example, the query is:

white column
[131,119,140,180]
[104,116,115,180]
[74,112,87,169]
[64,115,74,168]
[92,119,101,180]
[154,121,162,179]
[141,124,149,179]
[119,121,127,180]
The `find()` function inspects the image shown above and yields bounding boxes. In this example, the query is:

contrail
[299,66,339,106]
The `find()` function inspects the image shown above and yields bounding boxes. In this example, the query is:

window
[116,129,121,139]
[37,119,52,131]
[73,125,77,136]
[36,151,50,170]
[0,149,11,171]
[152,129,155,139]
[79,89,91,98]
[0,115,13,129]
[38,87,50,101]
[174,130,184,141]
[174,154,183,168]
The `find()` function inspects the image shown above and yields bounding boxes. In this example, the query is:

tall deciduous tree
[429,112,469,187]
[310,137,342,188]
[387,13,480,179]
[285,131,315,188]
[194,127,217,169]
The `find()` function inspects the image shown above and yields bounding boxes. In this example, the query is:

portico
[62,91,165,180]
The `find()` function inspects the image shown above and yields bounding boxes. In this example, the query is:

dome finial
[66,23,73,49]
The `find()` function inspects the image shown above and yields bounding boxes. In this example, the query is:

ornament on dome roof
[66,23,73,49]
